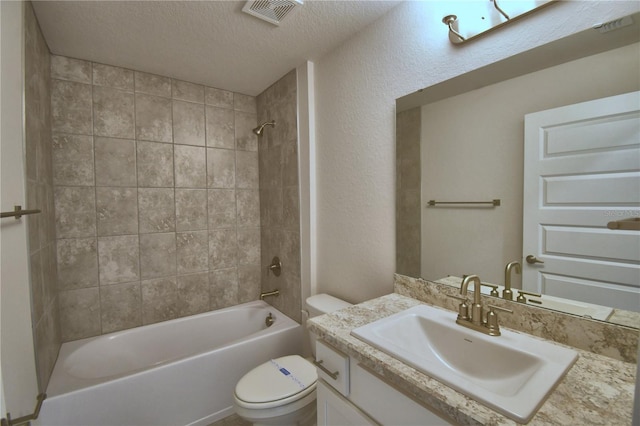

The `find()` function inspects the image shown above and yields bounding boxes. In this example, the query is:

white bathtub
[38,301,303,426]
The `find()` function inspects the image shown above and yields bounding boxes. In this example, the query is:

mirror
[396,12,640,327]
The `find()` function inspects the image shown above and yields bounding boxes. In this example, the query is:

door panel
[0,0,39,418]
[523,91,640,312]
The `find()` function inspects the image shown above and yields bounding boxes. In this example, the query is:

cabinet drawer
[315,340,349,396]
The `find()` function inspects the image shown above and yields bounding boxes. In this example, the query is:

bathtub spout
[260,290,280,300]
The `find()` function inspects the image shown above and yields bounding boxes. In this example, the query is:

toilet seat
[234,355,317,410]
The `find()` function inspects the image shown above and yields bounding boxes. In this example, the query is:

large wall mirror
[396,11,640,328]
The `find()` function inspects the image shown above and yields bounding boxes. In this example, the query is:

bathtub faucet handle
[267,256,282,277]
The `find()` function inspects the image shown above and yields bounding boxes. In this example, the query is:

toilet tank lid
[305,294,352,314]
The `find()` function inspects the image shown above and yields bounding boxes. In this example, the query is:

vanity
[308,276,637,425]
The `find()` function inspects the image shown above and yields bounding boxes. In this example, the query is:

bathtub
[38,300,303,426]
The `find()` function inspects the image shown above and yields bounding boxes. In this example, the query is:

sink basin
[351,304,578,423]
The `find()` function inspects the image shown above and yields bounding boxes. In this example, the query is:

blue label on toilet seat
[269,359,306,389]
[280,368,290,375]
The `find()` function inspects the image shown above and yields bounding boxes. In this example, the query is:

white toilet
[233,294,352,426]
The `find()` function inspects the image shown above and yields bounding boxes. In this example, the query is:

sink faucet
[460,275,483,326]
[503,261,521,300]
[450,274,513,336]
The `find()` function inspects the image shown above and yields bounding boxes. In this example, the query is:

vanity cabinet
[315,340,453,426]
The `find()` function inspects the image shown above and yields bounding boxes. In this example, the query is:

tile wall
[24,1,60,391]
[256,70,302,322]
[51,55,262,341]
[395,107,421,277]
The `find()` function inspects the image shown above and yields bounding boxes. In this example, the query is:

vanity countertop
[307,293,637,425]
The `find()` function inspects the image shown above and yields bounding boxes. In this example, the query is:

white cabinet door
[317,381,377,426]
[523,91,640,311]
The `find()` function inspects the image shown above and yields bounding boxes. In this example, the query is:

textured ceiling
[32,0,401,96]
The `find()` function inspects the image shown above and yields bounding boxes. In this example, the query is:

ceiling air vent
[242,0,303,26]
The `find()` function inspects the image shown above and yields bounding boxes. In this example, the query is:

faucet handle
[516,290,541,304]
[486,305,513,336]
[447,294,470,321]
[481,283,499,297]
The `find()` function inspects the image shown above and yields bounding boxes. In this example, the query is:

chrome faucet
[503,261,521,300]
[449,274,513,336]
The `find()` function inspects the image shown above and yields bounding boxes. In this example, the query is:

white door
[1,0,40,419]
[523,91,640,312]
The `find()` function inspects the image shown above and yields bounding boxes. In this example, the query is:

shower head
[253,120,276,136]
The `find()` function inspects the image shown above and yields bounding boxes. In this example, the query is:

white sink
[351,304,578,423]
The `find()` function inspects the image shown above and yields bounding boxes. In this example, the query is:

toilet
[233,294,352,426]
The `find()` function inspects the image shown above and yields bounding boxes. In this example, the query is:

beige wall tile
[234,111,258,152]
[54,186,96,238]
[176,231,209,274]
[207,147,235,188]
[237,265,261,304]
[237,189,260,227]
[140,232,177,279]
[100,282,142,333]
[93,87,135,138]
[176,273,210,316]
[96,187,138,236]
[135,94,172,142]
[92,63,134,91]
[260,188,283,228]
[207,189,236,229]
[98,235,140,285]
[51,79,93,135]
[135,71,171,97]
[172,79,204,103]
[173,100,205,146]
[209,268,238,309]
[51,55,92,83]
[282,186,300,231]
[282,138,298,186]
[57,238,99,291]
[234,93,257,113]
[236,151,259,189]
[175,145,206,188]
[138,188,176,233]
[237,227,260,266]
[136,141,174,187]
[209,228,237,269]
[94,137,137,186]
[205,87,233,109]
[142,277,177,324]
[258,144,281,189]
[59,287,101,341]
[52,134,94,186]
[205,106,235,149]
[175,189,207,231]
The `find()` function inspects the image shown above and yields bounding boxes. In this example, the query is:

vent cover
[242,0,303,26]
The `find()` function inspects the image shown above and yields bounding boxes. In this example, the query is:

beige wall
[257,70,302,322]
[24,1,60,391]
[313,1,640,304]
[420,43,640,286]
[51,55,263,341]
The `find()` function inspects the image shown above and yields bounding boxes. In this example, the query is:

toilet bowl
[233,294,351,426]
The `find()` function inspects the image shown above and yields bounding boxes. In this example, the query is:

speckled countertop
[307,293,637,425]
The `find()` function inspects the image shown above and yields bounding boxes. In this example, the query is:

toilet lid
[235,355,317,407]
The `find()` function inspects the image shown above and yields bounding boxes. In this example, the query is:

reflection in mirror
[396,12,640,327]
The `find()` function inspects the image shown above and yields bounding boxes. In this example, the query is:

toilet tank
[305,294,352,357]
[306,294,352,318]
